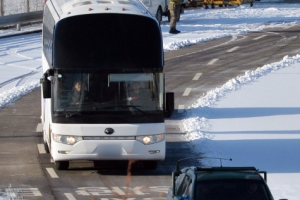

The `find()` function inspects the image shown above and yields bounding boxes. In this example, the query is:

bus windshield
[52,71,164,116]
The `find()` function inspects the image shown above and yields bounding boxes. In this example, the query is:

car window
[175,174,192,197]
[196,179,269,200]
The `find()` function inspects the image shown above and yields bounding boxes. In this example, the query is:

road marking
[182,88,192,96]
[226,46,240,52]
[192,73,202,80]
[37,144,46,154]
[178,105,185,113]
[3,188,42,198]
[207,59,218,65]
[46,168,59,178]
[165,35,244,61]
[253,35,267,40]
[213,134,300,140]
[36,123,42,132]
[65,193,77,200]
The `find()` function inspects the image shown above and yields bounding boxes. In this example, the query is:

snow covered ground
[1,2,300,199]
[182,55,300,200]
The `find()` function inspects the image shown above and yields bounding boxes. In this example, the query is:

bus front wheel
[44,142,50,153]
[43,131,50,153]
[56,161,69,170]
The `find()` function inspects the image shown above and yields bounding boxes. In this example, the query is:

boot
[169,27,178,34]
[175,29,181,33]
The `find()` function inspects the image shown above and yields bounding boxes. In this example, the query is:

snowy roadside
[182,55,300,199]
[0,23,42,109]
[0,23,42,39]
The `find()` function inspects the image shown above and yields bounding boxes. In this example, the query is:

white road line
[207,59,218,65]
[253,35,267,40]
[226,46,240,52]
[64,193,77,200]
[165,35,243,61]
[178,105,185,113]
[192,73,202,80]
[37,144,46,154]
[182,88,192,96]
[46,168,59,178]
[36,123,42,132]
[212,134,300,140]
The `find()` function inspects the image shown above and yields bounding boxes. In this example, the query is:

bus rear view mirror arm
[40,70,53,98]
[165,92,174,118]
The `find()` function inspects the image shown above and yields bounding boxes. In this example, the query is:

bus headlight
[53,134,83,145]
[136,134,165,145]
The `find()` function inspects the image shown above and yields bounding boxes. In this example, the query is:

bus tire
[44,141,50,153]
[155,7,163,24]
[143,161,157,170]
[43,131,50,153]
[180,5,184,14]
[56,161,69,170]
[176,13,181,22]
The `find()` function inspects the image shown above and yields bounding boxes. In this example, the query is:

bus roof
[48,0,154,20]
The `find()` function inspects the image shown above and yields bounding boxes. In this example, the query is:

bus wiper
[127,105,151,117]
[65,111,81,118]
[64,107,97,118]
[105,105,151,117]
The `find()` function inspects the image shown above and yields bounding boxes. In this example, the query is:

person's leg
[174,6,181,33]
[169,5,177,34]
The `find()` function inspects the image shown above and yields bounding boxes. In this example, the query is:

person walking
[169,0,182,34]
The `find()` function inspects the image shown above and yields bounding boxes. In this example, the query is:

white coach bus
[41,0,174,170]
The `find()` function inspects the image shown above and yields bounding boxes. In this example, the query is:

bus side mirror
[165,92,174,118]
[40,76,51,98]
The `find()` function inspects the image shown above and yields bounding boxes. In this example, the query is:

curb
[0,29,42,39]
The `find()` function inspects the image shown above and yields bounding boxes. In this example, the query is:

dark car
[167,157,275,200]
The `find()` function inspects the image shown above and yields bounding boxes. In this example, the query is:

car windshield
[196,179,270,200]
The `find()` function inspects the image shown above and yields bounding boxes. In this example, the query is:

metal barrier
[0,11,43,30]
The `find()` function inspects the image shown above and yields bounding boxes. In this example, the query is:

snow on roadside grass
[0,80,40,109]
[191,54,300,108]
[182,54,300,143]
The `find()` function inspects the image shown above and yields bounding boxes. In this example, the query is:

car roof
[182,166,264,181]
[197,171,263,181]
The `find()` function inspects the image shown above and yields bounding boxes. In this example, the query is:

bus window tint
[54,14,163,69]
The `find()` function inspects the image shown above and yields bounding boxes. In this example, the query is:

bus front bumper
[51,139,166,161]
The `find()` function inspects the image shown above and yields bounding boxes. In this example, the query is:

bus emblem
[104,128,114,135]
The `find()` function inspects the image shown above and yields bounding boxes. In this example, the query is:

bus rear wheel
[56,161,69,170]
[155,7,162,24]
[143,161,157,170]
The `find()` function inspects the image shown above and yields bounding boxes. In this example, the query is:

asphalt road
[0,24,299,199]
